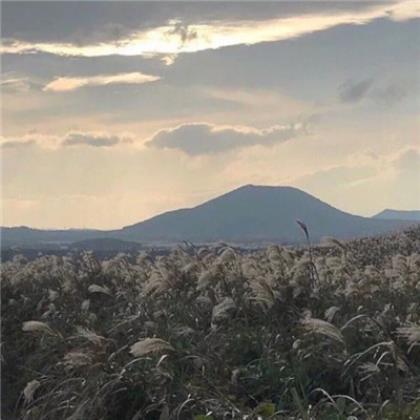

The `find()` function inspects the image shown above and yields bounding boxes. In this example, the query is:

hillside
[374,209,420,221]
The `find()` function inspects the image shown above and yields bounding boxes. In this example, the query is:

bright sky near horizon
[1,1,419,229]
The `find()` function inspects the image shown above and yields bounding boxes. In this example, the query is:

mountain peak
[232,184,303,194]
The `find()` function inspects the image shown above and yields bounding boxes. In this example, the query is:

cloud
[295,164,377,192]
[62,133,123,147]
[43,72,160,92]
[373,81,410,106]
[339,78,374,103]
[0,77,31,91]
[146,122,306,155]
[383,148,420,209]
[1,132,130,149]
[1,2,390,44]
[0,74,36,95]
[2,1,419,61]
[292,146,420,214]
[338,78,414,106]
[393,148,420,181]
[1,139,36,149]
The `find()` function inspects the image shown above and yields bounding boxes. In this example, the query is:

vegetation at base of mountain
[1,226,420,419]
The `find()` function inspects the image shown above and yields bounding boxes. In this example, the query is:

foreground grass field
[2,227,420,419]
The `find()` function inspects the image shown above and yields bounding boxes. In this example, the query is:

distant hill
[69,238,142,252]
[373,209,420,221]
[1,185,416,247]
[0,226,107,248]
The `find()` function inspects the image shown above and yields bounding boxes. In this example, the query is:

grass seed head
[130,338,174,357]
[22,321,55,336]
[301,318,345,345]
[23,379,41,404]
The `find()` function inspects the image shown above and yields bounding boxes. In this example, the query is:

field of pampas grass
[2,226,420,419]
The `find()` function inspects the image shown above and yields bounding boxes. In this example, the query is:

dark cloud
[338,77,415,107]
[169,22,198,44]
[146,122,306,155]
[161,18,418,98]
[1,2,384,44]
[2,10,418,111]
[62,133,121,147]
[339,78,374,103]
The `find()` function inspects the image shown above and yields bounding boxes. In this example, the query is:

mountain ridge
[373,209,420,221]
[1,185,417,248]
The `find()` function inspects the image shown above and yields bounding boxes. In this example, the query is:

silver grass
[358,362,380,375]
[22,321,56,336]
[249,277,276,309]
[211,297,236,325]
[88,284,111,295]
[267,245,282,265]
[23,379,41,404]
[130,338,174,357]
[296,219,309,241]
[216,247,236,264]
[48,289,59,301]
[197,269,214,291]
[358,362,381,382]
[323,237,347,252]
[195,295,212,310]
[301,318,345,345]
[143,270,173,296]
[81,299,90,311]
[325,306,340,323]
[397,324,420,353]
[173,326,195,338]
[63,351,93,368]
[75,326,105,346]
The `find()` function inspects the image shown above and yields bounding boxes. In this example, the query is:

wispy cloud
[62,133,122,147]
[0,77,28,87]
[1,1,418,61]
[43,72,160,92]
[373,81,410,106]
[0,76,32,93]
[147,122,307,155]
[1,139,36,149]
[338,78,414,106]
[1,132,132,149]
[339,78,374,103]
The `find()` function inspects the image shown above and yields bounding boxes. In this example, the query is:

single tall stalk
[296,219,319,288]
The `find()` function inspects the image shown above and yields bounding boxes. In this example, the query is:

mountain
[117,185,414,243]
[373,209,420,221]
[1,185,416,248]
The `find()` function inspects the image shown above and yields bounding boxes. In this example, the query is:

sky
[1,0,419,229]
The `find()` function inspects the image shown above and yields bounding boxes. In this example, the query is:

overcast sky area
[1,0,419,229]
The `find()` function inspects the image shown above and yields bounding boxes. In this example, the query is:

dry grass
[1,226,420,419]
[129,338,174,357]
